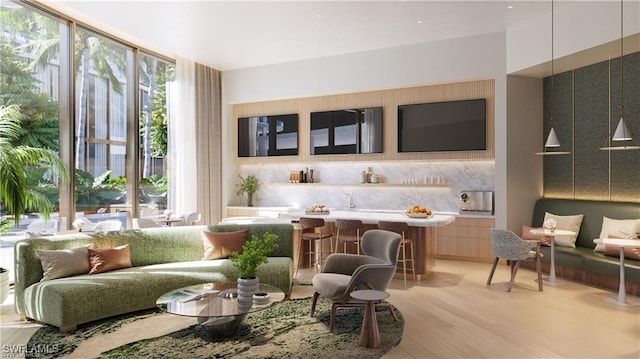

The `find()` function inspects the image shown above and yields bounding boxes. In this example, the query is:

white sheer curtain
[194,63,222,224]
[169,56,198,215]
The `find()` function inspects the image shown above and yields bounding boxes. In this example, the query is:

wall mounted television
[397,99,486,153]
[237,114,298,157]
[310,107,383,155]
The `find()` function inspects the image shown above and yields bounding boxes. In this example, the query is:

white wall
[508,1,640,75]
[506,75,544,233]
[222,31,513,226]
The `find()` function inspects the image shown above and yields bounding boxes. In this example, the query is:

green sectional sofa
[524,199,640,295]
[14,223,294,332]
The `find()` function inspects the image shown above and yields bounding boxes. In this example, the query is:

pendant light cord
[550,0,555,128]
[620,0,624,120]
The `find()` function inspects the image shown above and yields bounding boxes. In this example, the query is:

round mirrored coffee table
[157,282,285,337]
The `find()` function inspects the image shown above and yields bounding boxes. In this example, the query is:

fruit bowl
[404,204,432,218]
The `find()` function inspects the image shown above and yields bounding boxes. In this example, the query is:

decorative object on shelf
[600,0,640,151]
[543,218,557,232]
[236,175,261,206]
[230,232,279,304]
[163,209,172,220]
[536,0,570,156]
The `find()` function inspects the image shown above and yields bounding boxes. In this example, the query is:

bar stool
[377,221,416,288]
[335,219,364,254]
[298,217,334,275]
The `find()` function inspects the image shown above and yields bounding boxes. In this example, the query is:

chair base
[486,256,543,292]
[309,292,398,332]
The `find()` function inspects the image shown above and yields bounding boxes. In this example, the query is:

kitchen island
[224,207,456,280]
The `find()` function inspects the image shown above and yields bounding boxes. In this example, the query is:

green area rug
[27,297,403,358]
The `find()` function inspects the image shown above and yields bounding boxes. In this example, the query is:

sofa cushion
[201,229,248,260]
[593,217,640,252]
[543,212,584,247]
[37,244,93,281]
[88,244,132,274]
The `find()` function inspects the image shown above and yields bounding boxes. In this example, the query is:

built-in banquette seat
[523,198,640,296]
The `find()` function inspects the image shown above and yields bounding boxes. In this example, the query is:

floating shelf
[267,182,450,188]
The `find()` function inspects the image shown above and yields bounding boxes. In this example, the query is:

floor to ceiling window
[74,27,131,218]
[0,1,174,234]
[138,54,174,215]
[0,1,64,228]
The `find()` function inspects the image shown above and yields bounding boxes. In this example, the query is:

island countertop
[278,209,456,227]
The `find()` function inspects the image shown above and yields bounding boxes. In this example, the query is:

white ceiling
[46,1,555,71]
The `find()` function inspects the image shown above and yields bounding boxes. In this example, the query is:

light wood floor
[2,260,639,358]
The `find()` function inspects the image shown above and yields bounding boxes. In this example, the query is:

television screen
[398,99,486,152]
[310,107,383,155]
[237,114,298,157]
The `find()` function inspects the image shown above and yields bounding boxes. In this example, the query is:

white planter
[0,269,9,305]
[237,277,259,303]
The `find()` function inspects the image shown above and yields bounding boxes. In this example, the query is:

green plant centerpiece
[230,232,279,279]
[235,175,260,207]
[230,232,279,305]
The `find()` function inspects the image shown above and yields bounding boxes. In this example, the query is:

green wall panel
[574,61,609,200]
[610,52,640,201]
[543,51,640,203]
[543,72,574,198]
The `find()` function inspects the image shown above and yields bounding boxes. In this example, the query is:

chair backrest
[336,219,363,231]
[299,217,325,230]
[377,221,409,236]
[132,218,161,229]
[72,216,97,231]
[183,212,201,225]
[93,220,123,232]
[360,229,402,265]
[26,219,58,234]
[491,228,534,261]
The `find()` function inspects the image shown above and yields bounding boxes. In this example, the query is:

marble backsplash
[236,160,494,213]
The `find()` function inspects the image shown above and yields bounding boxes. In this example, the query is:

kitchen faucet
[346,193,355,208]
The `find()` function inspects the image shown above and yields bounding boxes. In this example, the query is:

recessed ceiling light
[417,20,423,24]
[507,5,513,9]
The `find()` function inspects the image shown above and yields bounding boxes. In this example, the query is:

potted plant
[235,175,260,207]
[229,232,278,302]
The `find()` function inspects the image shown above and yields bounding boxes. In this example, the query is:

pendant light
[536,0,570,155]
[600,0,640,151]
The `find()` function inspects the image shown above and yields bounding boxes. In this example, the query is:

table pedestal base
[605,297,640,307]
[542,278,566,286]
[198,314,247,337]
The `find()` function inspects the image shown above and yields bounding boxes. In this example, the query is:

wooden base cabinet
[436,217,494,262]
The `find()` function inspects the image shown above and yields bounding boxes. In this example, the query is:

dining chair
[486,228,543,292]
